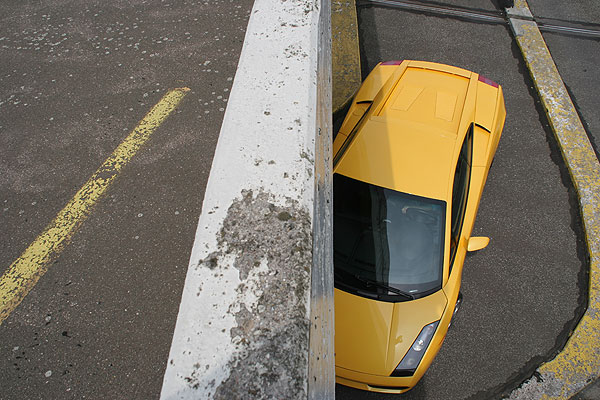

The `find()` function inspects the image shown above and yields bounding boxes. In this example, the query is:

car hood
[335,288,447,376]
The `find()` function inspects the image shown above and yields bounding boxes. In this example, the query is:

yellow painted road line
[507,2,600,399]
[0,87,190,325]
[332,0,361,113]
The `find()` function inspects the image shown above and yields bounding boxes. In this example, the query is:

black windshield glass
[334,174,446,300]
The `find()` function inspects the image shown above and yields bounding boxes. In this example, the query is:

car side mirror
[467,236,490,252]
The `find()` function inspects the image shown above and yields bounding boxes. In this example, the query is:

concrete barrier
[160,0,334,399]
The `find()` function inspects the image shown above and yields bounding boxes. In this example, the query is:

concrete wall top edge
[160,0,332,399]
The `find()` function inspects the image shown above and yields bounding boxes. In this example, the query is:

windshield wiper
[352,274,415,300]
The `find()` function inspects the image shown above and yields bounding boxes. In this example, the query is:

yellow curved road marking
[0,87,190,325]
[507,2,600,399]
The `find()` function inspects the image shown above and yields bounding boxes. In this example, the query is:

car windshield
[334,173,446,300]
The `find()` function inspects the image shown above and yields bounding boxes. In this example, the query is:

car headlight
[391,320,439,376]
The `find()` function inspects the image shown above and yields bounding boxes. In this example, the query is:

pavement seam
[506,2,600,399]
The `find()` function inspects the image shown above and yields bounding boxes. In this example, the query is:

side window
[449,126,473,270]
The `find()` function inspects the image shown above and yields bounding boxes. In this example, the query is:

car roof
[336,63,474,200]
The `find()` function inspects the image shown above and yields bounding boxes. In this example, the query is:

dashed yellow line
[507,2,600,399]
[0,87,190,325]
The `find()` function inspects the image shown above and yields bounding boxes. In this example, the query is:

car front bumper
[335,365,425,394]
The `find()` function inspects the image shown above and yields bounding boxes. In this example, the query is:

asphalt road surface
[0,0,252,398]
[336,1,593,399]
[0,0,597,399]
[526,0,600,161]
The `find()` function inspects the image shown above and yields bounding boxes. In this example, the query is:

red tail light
[478,74,499,88]
[381,60,404,65]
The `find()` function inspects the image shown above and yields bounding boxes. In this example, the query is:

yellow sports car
[333,60,506,393]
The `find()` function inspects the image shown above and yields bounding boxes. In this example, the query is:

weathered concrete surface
[309,0,335,396]
[160,0,334,399]
[204,191,312,399]
[506,2,600,399]
[506,0,533,19]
